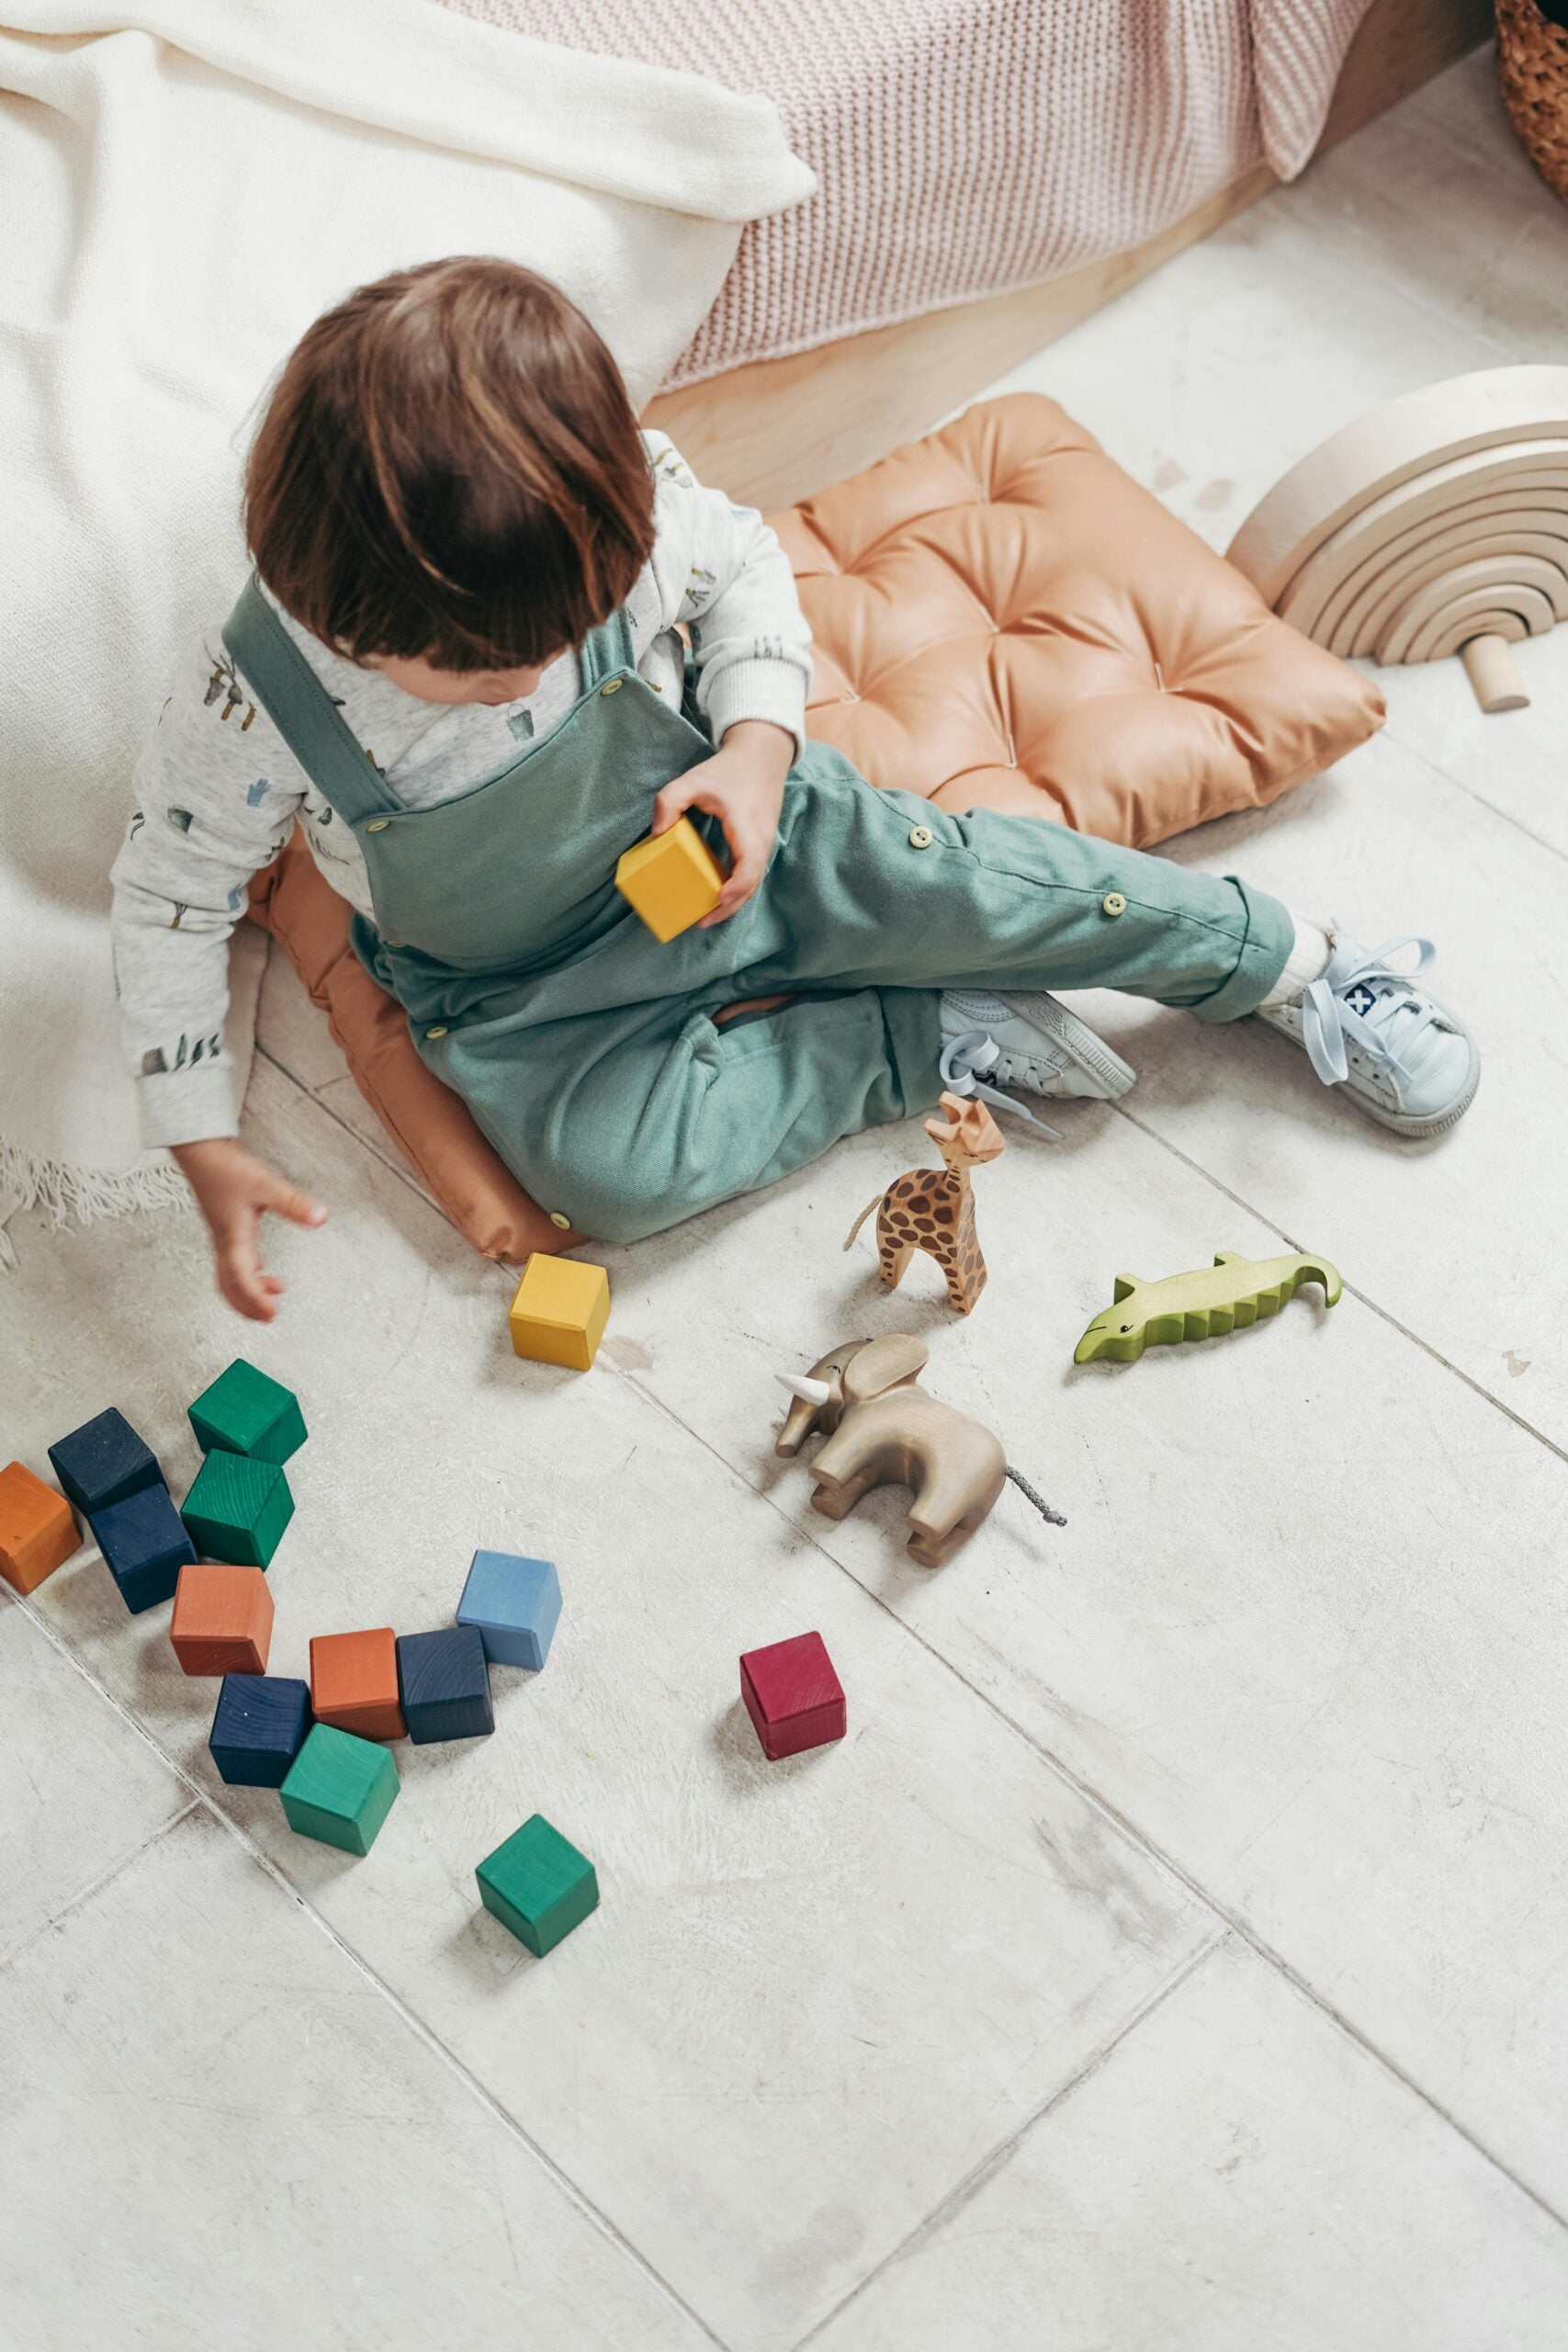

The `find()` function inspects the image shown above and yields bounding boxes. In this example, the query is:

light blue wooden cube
[457,1549,561,1669]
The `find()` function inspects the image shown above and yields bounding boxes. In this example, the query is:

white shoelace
[938,1026,1061,1137]
[1297,928,1441,1088]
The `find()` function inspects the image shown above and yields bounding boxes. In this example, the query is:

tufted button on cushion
[249,392,1383,1267]
[773,393,1383,847]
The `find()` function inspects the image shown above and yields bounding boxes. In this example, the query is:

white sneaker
[940,989,1135,1136]
[1255,926,1479,1137]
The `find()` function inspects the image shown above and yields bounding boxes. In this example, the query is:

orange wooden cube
[310,1627,405,1742]
[0,1461,78,1595]
[169,1561,274,1677]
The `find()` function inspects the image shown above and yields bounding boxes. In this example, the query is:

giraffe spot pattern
[872,1159,991,1306]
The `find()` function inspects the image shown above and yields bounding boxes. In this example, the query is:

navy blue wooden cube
[90,1481,196,1613]
[395,1627,493,1745]
[49,1408,161,1517]
[209,1673,312,1787]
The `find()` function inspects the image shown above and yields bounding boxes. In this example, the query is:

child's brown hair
[245,257,654,672]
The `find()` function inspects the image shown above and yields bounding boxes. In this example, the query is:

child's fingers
[261,1174,327,1229]
[699,824,768,925]
[650,775,705,834]
[215,1215,277,1323]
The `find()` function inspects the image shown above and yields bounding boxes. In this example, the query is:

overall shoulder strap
[577,605,635,693]
[221,576,397,824]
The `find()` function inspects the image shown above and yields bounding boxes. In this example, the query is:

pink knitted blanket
[432,0,1376,387]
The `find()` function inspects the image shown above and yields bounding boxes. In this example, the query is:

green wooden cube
[188,1359,307,1465]
[476,1814,599,1956]
[181,1452,293,1567]
[280,1724,399,1856]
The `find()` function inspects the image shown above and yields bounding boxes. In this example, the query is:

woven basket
[1496,0,1568,202]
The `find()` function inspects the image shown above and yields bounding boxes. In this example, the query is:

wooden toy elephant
[775,1332,1059,1567]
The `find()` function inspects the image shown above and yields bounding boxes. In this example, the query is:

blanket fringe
[0,1138,189,1268]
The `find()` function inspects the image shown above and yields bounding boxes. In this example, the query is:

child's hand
[650,719,794,927]
[172,1138,327,1322]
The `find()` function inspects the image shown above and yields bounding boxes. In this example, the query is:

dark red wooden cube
[739,1630,845,1761]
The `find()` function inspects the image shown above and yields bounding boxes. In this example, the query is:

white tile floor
[5,44,1568,2352]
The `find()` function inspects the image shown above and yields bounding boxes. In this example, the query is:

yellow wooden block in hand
[508,1253,611,1372]
[615,818,724,943]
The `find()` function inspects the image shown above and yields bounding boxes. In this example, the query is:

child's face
[367,651,561,707]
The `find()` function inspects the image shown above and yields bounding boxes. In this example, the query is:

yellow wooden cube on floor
[508,1254,611,1371]
[615,817,724,943]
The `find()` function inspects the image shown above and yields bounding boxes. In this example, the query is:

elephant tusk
[777,1373,831,1407]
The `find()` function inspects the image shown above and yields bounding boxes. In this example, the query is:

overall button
[600,678,623,696]
[908,824,933,849]
[1101,891,1127,918]
[382,940,404,951]
[548,1212,572,1230]
[366,818,390,833]
[424,1024,448,1040]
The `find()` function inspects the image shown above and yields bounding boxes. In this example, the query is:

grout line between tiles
[253,1042,449,1222]
[1106,1099,1568,1469]
[608,1369,1568,2254]
[1371,715,1568,870]
[790,1928,1228,2351]
[0,1796,201,1979]
[6,1589,731,2352]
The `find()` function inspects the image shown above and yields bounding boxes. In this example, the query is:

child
[112,258,1479,1322]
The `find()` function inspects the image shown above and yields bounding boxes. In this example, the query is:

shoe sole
[1257,1012,1481,1139]
[1343,1032,1482,1139]
[996,992,1136,1100]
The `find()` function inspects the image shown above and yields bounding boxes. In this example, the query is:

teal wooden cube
[477,1814,598,1956]
[188,1358,306,1465]
[181,1453,293,1567]
[280,1724,399,1856]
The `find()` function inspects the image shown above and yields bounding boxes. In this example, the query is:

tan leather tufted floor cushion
[248,392,1384,1262]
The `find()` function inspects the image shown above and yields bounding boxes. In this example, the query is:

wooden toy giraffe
[843,1091,1005,1315]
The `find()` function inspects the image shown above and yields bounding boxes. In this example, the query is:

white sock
[1259,917,1333,1012]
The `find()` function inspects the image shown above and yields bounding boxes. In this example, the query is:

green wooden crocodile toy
[1073,1250,1342,1365]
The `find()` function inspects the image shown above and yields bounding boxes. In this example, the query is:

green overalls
[223,580,1293,1244]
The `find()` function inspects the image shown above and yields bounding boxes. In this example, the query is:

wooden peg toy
[91,1483,196,1614]
[844,1091,1004,1314]
[209,1673,312,1787]
[0,1461,78,1595]
[477,1815,599,1956]
[188,1359,306,1464]
[169,1562,274,1676]
[310,1627,405,1742]
[181,1452,293,1567]
[395,1627,494,1745]
[48,1407,161,1517]
[1073,1249,1343,1364]
[280,1724,400,1856]
[615,816,724,942]
[739,1631,846,1761]
[508,1252,610,1371]
[457,1550,561,1669]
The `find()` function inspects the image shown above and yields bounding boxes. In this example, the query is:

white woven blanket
[0,0,811,1251]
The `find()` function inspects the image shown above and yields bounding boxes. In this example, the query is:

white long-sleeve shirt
[110,434,813,1148]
